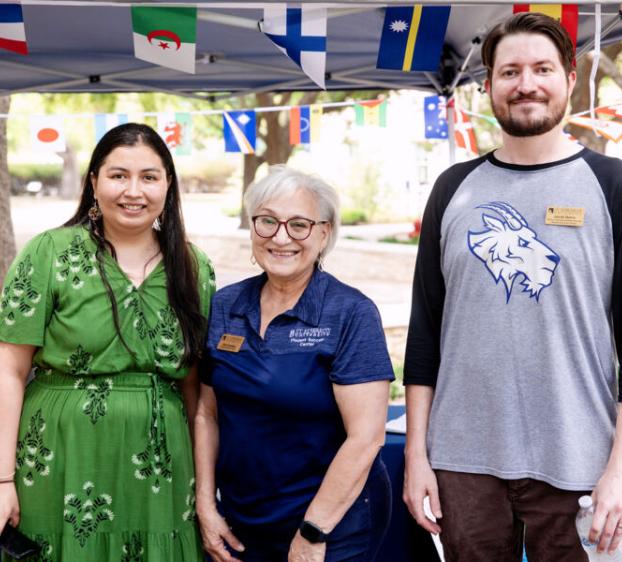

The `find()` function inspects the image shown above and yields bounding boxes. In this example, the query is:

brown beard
[491,93,567,137]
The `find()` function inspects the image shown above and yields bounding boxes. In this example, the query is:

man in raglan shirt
[402,12,622,561]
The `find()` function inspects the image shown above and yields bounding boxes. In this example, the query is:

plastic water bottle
[576,495,622,561]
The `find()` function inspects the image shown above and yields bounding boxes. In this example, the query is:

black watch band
[299,520,329,543]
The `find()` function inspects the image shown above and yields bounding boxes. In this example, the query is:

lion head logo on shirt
[467,201,560,303]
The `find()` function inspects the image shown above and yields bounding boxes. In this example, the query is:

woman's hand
[0,483,20,531]
[288,531,326,562]
[590,467,622,554]
[403,455,442,535]
[196,507,244,562]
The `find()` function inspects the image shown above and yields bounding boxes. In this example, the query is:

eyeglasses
[251,215,329,241]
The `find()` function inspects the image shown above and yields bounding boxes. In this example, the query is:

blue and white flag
[259,5,327,89]
[377,6,451,72]
[0,1,28,55]
[223,111,256,154]
[94,113,128,143]
[424,95,448,139]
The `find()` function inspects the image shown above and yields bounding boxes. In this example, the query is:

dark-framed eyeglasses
[251,215,329,241]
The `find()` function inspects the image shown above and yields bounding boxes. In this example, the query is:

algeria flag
[131,6,197,74]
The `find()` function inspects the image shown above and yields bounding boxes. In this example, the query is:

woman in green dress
[0,123,214,561]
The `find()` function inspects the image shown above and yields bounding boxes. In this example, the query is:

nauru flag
[131,6,197,74]
[0,2,28,55]
[377,6,451,72]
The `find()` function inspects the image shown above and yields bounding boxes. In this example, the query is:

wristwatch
[299,520,329,543]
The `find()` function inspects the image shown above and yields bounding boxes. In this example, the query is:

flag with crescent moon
[131,6,197,74]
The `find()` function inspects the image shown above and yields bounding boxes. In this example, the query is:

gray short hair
[244,165,340,255]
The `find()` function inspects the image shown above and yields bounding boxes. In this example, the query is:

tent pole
[447,101,456,165]
[448,38,481,93]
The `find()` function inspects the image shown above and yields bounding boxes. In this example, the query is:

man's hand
[403,456,442,534]
[196,507,244,562]
[288,531,326,562]
[590,468,622,555]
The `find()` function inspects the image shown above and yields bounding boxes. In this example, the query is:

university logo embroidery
[467,202,560,303]
[289,327,331,348]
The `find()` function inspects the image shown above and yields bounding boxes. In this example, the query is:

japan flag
[30,115,66,152]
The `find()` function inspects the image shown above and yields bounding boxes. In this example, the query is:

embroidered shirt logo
[289,327,331,347]
[467,201,560,303]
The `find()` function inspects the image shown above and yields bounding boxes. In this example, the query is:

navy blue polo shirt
[200,268,394,526]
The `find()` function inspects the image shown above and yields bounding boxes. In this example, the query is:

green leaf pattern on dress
[153,307,185,370]
[74,377,114,425]
[123,288,185,370]
[16,409,54,487]
[67,345,93,376]
[182,478,196,522]
[121,533,144,562]
[123,286,150,340]
[63,481,114,547]
[54,235,97,290]
[131,380,173,494]
[33,536,53,562]
[66,345,112,425]
[0,255,41,326]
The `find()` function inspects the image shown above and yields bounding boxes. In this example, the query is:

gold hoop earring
[88,199,102,221]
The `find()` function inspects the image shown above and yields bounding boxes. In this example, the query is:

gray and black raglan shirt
[404,148,622,490]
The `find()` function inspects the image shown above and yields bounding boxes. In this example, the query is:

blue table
[377,405,441,562]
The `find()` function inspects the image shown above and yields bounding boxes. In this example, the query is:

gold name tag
[217,334,245,353]
[545,206,585,227]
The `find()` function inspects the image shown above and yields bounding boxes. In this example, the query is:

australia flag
[424,95,448,139]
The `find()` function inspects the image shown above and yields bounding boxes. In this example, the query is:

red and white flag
[568,116,622,143]
[30,116,66,152]
[453,107,478,155]
[0,1,28,55]
[596,105,622,120]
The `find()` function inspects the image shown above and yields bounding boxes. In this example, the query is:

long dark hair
[64,123,205,367]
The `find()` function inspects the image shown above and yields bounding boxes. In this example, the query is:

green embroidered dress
[0,225,215,562]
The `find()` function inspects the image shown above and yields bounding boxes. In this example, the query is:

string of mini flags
[18,99,390,155]
[15,96,622,158]
[0,2,581,88]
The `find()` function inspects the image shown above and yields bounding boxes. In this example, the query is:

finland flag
[259,5,327,90]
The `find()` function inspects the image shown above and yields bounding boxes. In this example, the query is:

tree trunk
[569,44,622,153]
[239,92,298,229]
[59,143,80,199]
[240,153,265,229]
[0,95,16,286]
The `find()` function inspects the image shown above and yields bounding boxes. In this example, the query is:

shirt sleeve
[330,298,395,385]
[582,151,622,400]
[194,246,216,319]
[0,232,56,347]
[192,246,216,383]
[403,157,484,386]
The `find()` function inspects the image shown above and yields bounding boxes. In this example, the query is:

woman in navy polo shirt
[195,166,394,562]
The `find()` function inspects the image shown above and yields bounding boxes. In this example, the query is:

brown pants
[435,470,590,562]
